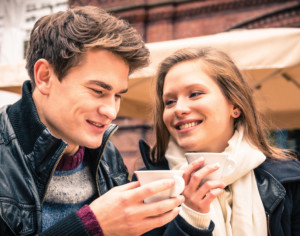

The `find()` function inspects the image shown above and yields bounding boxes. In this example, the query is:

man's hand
[90,180,185,236]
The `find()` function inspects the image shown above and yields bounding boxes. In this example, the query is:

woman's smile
[175,120,202,131]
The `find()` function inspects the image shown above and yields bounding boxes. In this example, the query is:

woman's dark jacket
[138,140,300,236]
[0,81,129,235]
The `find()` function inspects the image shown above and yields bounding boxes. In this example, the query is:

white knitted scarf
[165,128,267,236]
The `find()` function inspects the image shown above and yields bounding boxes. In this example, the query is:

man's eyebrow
[87,80,128,94]
[87,80,112,90]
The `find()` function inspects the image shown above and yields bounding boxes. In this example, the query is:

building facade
[69,0,300,42]
[68,0,300,175]
[0,0,67,64]
[1,0,299,175]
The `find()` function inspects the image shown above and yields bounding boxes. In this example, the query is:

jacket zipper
[95,126,118,196]
[41,144,67,204]
[41,125,117,203]
[267,214,271,236]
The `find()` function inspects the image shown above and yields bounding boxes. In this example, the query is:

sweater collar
[56,146,85,171]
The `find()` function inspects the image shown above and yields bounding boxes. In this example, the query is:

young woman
[140,47,300,236]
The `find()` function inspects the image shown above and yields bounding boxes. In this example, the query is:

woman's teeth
[179,121,199,130]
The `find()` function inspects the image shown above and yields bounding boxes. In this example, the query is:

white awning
[1,28,300,128]
[0,90,21,107]
[120,28,300,129]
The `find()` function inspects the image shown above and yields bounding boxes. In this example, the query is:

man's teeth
[90,121,103,127]
[179,122,199,130]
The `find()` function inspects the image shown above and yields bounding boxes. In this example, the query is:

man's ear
[34,59,53,95]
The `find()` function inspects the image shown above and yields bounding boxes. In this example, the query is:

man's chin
[83,139,103,149]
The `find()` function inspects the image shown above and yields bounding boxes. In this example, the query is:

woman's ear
[232,106,241,118]
[34,59,53,95]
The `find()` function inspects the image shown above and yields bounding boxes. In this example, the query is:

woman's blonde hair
[151,47,292,162]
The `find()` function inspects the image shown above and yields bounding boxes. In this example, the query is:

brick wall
[69,0,300,42]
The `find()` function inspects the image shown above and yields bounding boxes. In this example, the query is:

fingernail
[178,195,185,203]
[167,179,175,186]
[214,163,221,169]
[195,157,204,164]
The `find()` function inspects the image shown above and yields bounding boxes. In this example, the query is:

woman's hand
[182,158,226,213]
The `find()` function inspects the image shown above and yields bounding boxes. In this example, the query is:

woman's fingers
[203,188,224,201]
[196,180,225,199]
[183,158,204,183]
[199,188,224,212]
[182,160,227,213]
[183,180,226,213]
[185,180,225,200]
[185,163,220,192]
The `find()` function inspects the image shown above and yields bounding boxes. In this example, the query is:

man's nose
[98,97,118,120]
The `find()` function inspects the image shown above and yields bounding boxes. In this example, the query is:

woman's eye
[190,91,203,98]
[164,100,175,106]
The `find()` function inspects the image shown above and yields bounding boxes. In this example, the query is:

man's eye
[115,94,122,100]
[91,89,103,95]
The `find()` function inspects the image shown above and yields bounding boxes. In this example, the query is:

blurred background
[0,0,300,176]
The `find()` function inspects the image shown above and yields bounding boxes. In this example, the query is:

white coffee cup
[134,170,185,203]
[185,152,236,181]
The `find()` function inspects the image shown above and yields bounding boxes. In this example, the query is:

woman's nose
[174,98,190,117]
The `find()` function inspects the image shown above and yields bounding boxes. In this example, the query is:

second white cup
[185,152,236,181]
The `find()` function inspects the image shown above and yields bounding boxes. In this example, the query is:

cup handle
[170,175,185,197]
[223,159,237,177]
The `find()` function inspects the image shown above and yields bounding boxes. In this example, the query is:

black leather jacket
[139,140,300,236]
[0,81,129,235]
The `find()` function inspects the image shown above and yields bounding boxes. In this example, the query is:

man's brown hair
[26,6,149,88]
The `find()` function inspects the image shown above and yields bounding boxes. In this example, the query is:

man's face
[37,49,129,154]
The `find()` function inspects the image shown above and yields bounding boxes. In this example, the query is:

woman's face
[162,59,235,152]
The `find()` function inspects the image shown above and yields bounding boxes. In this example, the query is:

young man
[0,6,184,235]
